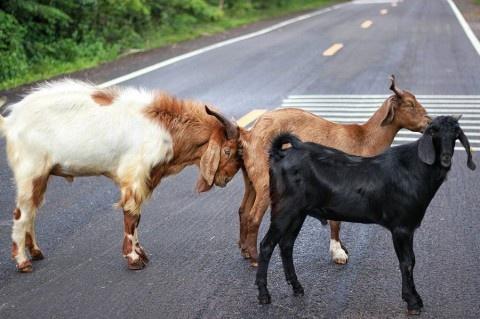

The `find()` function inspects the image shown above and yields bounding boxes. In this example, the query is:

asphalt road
[1,0,479,318]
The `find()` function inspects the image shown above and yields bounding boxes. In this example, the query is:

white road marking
[380,9,388,15]
[98,3,348,88]
[353,0,397,4]
[447,0,480,56]
[280,95,480,150]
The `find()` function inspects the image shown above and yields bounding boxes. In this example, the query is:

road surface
[0,0,479,318]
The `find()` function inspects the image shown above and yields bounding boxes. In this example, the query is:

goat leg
[279,215,306,296]
[391,228,423,314]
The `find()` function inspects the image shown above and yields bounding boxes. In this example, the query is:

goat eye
[224,148,231,156]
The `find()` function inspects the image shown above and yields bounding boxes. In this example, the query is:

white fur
[1,80,174,269]
[3,80,173,179]
[329,239,348,264]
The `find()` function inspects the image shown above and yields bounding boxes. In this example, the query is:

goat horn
[205,105,239,139]
[389,75,404,97]
[452,114,463,121]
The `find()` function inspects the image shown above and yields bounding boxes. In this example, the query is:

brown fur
[51,164,74,182]
[122,213,137,255]
[32,175,49,208]
[238,90,431,265]
[11,242,18,259]
[25,232,33,251]
[143,93,241,191]
[13,208,21,220]
[91,88,118,106]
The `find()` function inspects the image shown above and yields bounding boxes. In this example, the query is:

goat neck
[360,98,400,155]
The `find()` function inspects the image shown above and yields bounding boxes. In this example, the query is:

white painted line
[361,20,373,29]
[447,0,480,56]
[279,111,480,118]
[394,137,480,144]
[397,131,480,136]
[287,95,480,99]
[282,102,480,113]
[380,9,388,15]
[283,100,480,104]
[295,117,480,124]
[391,1,397,7]
[353,0,396,3]
[391,145,480,151]
[282,108,480,114]
[97,3,347,88]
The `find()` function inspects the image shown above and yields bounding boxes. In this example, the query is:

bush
[0,0,331,89]
[0,11,28,82]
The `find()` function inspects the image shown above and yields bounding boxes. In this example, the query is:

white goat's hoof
[329,239,348,265]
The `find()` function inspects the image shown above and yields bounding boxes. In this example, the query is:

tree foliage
[0,0,324,86]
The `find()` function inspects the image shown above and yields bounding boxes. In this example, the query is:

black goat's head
[418,116,476,170]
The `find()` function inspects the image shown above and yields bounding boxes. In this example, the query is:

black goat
[255,116,476,315]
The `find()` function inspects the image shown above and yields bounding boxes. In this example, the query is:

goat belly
[309,208,377,224]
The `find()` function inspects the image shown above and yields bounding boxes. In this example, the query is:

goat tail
[269,132,303,162]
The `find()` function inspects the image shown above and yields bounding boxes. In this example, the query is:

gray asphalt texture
[0,0,479,318]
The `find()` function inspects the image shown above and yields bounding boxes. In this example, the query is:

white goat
[0,80,241,272]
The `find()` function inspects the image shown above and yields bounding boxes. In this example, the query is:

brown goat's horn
[205,105,239,139]
[389,75,404,97]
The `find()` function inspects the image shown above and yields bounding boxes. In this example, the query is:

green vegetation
[0,0,336,90]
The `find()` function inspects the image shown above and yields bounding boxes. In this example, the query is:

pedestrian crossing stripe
[280,95,480,151]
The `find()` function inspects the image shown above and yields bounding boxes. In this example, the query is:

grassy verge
[1,0,338,91]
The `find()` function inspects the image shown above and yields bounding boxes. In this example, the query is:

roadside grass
[1,0,338,91]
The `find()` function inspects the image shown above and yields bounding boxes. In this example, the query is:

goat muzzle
[440,153,452,168]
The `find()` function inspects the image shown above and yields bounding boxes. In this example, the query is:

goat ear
[418,133,435,165]
[458,128,476,170]
[199,131,222,187]
[381,98,396,126]
[196,174,213,193]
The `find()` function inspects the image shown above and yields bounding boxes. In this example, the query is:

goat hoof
[292,285,304,296]
[258,294,271,305]
[415,295,424,308]
[407,308,421,316]
[250,260,258,267]
[127,257,146,270]
[16,260,33,273]
[332,249,348,265]
[135,246,149,264]
[30,249,44,261]
[241,249,251,259]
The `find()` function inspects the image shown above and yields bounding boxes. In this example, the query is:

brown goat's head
[196,106,242,192]
[381,75,431,132]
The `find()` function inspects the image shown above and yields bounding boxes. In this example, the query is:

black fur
[255,116,475,313]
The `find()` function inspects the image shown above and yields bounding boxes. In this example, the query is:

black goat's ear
[418,133,435,165]
[458,128,476,170]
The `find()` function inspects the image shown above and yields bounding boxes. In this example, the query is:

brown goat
[238,76,431,266]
